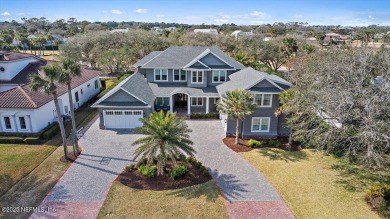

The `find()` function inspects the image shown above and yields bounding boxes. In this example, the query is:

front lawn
[0,144,57,196]
[239,148,387,219]
[98,181,228,219]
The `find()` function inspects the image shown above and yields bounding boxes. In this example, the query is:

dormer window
[154,69,168,81]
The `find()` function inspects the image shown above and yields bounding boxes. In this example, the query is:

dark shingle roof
[0,64,102,109]
[139,46,245,69]
[134,51,162,67]
[216,67,291,95]
[148,82,219,97]
[93,72,155,108]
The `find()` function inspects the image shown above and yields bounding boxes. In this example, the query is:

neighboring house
[110,28,129,33]
[93,46,291,138]
[194,29,219,35]
[27,34,65,46]
[322,32,348,46]
[231,30,253,39]
[0,51,102,133]
[263,37,272,41]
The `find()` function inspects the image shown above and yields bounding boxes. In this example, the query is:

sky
[0,0,389,26]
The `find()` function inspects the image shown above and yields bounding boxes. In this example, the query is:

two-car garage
[103,110,143,129]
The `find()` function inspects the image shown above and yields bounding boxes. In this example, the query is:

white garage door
[104,110,143,129]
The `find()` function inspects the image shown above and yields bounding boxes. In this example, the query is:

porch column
[187,96,191,115]
[0,113,3,132]
[12,115,18,132]
[27,115,33,133]
[206,97,209,113]
[170,96,173,114]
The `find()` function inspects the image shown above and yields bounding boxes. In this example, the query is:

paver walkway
[187,120,295,219]
[30,117,144,219]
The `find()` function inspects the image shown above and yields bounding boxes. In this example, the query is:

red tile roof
[0,62,102,109]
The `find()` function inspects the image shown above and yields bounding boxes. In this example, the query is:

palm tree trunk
[53,91,69,160]
[67,83,80,156]
[235,119,240,144]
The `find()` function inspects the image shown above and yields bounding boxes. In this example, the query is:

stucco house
[93,46,291,138]
[0,51,102,133]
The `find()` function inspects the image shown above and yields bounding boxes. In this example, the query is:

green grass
[239,148,387,219]
[98,181,228,219]
[23,50,59,60]
[0,144,57,196]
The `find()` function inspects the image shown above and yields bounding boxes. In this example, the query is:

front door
[174,93,187,108]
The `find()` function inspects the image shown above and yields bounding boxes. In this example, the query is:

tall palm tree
[46,34,54,51]
[58,59,81,156]
[282,37,298,76]
[132,111,195,176]
[217,89,257,144]
[30,64,69,160]
[276,90,294,145]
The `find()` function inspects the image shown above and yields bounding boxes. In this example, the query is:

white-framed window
[4,116,12,129]
[19,117,26,129]
[191,97,203,106]
[191,71,203,84]
[253,94,272,107]
[154,69,168,81]
[156,97,170,106]
[173,69,187,81]
[214,97,220,104]
[212,70,227,83]
[251,117,270,132]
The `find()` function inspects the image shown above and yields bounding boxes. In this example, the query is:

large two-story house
[0,51,102,133]
[93,46,291,138]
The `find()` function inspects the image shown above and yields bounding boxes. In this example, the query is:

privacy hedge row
[40,123,60,139]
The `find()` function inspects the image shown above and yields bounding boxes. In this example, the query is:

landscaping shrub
[268,139,281,147]
[138,165,157,178]
[366,183,390,217]
[40,123,60,139]
[125,164,136,172]
[247,139,262,147]
[24,137,41,144]
[169,165,188,179]
[190,113,219,119]
[199,165,210,177]
[0,136,24,144]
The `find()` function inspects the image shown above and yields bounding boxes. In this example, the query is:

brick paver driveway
[187,119,295,219]
[30,117,144,219]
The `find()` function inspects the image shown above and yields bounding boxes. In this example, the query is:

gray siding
[98,107,153,128]
[187,70,207,88]
[200,53,227,66]
[251,80,275,88]
[277,114,290,136]
[104,89,142,103]
[190,97,206,113]
[226,94,281,138]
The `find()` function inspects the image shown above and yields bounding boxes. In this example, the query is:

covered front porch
[154,93,219,115]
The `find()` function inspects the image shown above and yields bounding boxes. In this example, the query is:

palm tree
[282,38,298,76]
[58,59,81,156]
[132,111,195,176]
[30,64,69,160]
[46,34,54,51]
[276,90,294,145]
[217,89,257,144]
[233,52,255,66]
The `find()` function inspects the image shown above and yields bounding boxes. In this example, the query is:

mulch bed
[116,162,212,191]
[223,137,302,152]
[223,137,253,152]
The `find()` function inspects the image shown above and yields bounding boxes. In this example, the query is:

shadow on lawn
[331,159,390,192]
[257,148,309,162]
[168,169,248,202]
[0,174,13,197]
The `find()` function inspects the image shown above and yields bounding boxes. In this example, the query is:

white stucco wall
[0,76,101,133]
[0,57,38,81]
[0,84,17,92]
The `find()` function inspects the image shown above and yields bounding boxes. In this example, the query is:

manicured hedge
[40,123,60,139]
[190,113,219,119]
[0,136,25,144]
[24,137,41,145]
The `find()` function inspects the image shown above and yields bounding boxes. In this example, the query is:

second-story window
[154,69,168,81]
[253,94,272,107]
[212,70,227,83]
[191,71,203,84]
[173,69,186,81]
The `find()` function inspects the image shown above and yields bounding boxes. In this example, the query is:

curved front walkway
[187,120,295,219]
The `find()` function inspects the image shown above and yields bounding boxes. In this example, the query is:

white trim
[92,105,152,108]
[191,70,204,84]
[253,93,273,108]
[212,70,227,83]
[154,69,169,82]
[251,117,271,132]
[206,97,209,113]
[191,97,203,106]
[173,69,187,82]
[119,88,148,105]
